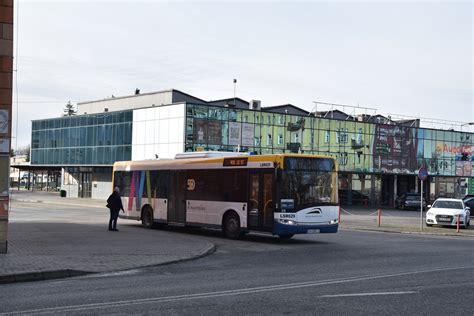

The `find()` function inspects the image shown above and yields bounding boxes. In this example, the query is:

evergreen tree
[63,101,77,116]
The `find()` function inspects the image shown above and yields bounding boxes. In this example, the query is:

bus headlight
[329,219,338,224]
[278,219,297,225]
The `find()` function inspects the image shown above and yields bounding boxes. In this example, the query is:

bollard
[338,206,341,224]
[364,199,368,208]
[457,214,460,233]
[378,208,381,227]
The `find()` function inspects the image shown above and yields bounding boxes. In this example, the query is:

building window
[325,130,330,143]
[336,128,348,143]
[294,133,299,143]
[267,134,272,146]
[357,128,363,144]
[278,115,283,124]
[278,134,283,145]
[311,132,314,144]
[267,116,272,124]
[255,137,261,146]
[243,115,248,123]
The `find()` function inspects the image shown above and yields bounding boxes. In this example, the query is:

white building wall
[92,173,112,200]
[60,169,79,198]
[77,91,174,115]
[132,104,186,160]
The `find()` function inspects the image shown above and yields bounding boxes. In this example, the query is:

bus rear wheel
[141,207,154,228]
[278,234,294,239]
[223,212,241,239]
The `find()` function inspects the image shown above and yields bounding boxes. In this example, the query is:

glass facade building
[31,110,133,165]
[28,91,473,201]
[185,104,474,178]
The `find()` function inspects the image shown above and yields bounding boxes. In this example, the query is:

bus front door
[168,171,187,225]
[248,171,274,231]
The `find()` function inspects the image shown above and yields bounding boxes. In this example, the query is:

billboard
[373,125,417,173]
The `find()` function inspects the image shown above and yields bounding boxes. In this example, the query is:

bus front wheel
[141,207,154,228]
[223,211,241,239]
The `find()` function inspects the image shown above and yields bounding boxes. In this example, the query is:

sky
[12,0,473,149]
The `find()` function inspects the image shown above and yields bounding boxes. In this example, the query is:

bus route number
[223,157,248,167]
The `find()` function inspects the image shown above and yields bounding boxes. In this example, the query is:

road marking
[320,291,416,298]
[2,265,472,315]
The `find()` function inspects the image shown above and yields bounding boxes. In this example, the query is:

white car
[426,198,470,228]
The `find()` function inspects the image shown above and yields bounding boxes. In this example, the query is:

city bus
[113,153,339,239]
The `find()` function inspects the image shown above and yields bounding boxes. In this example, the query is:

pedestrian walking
[106,187,124,231]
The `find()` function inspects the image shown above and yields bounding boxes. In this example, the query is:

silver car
[426,198,471,228]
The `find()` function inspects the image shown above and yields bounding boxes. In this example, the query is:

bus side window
[113,171,121,189]
[114,171,130,196]
[151,170,169,199]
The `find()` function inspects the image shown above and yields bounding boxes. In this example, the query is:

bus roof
[113,153,336,172]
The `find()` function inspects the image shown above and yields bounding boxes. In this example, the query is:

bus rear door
[168,171,187,225]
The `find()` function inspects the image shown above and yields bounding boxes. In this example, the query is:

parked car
[463,194,474,202]
[464,197,474,217]
[395,193,427,210]
[426,198,470,228]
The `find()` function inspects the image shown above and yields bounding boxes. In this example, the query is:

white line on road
[320,291,417,298]
[2,265,472,315]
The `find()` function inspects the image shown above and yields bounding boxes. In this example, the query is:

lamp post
[233,79,237,107]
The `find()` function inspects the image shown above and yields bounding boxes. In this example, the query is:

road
[1,222,473,315]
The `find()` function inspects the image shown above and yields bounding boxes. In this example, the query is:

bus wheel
[278,234,294,239]
[141,207,154,228]
[223,211,241,239]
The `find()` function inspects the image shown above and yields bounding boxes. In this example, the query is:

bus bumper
[273,221,339,235]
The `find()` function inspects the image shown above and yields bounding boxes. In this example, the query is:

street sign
[418,167,428,181]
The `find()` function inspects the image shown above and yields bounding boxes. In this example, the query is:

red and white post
[378,208,381,227]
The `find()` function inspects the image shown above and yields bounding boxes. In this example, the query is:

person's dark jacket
[107,191,124,212]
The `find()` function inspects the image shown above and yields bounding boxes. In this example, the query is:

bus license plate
[307,229,320,234]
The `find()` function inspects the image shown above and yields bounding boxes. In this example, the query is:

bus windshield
[280,157,337,210]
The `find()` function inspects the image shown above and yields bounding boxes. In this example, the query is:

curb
[0,270,90,285]
[0,243,216,285]
[11,199,105,209]
[340,227,474,238]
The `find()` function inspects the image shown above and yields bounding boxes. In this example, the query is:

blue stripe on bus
[135,171,145,211]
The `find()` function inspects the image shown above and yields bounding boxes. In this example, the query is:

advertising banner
[0,110,8,134]
[193,119,222,145]
[242,123,255,147]
[373,125,417,173]
[0,138,9,153]
[228,122,241,146]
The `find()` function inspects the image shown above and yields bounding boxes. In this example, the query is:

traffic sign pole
[420,179,423,231]
[418,167,428,232]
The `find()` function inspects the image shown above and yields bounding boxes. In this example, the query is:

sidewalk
[1,191,215,284]
[340,205,474,237]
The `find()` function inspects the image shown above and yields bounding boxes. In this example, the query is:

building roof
[262,104,310,116]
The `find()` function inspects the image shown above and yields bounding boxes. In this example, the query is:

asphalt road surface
[1,224,473,315]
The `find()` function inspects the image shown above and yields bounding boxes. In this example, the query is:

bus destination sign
[223,157,248,167]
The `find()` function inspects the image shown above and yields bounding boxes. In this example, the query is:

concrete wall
[92,172,112,200]
[60,168,79,198]
[77,90,174,115]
